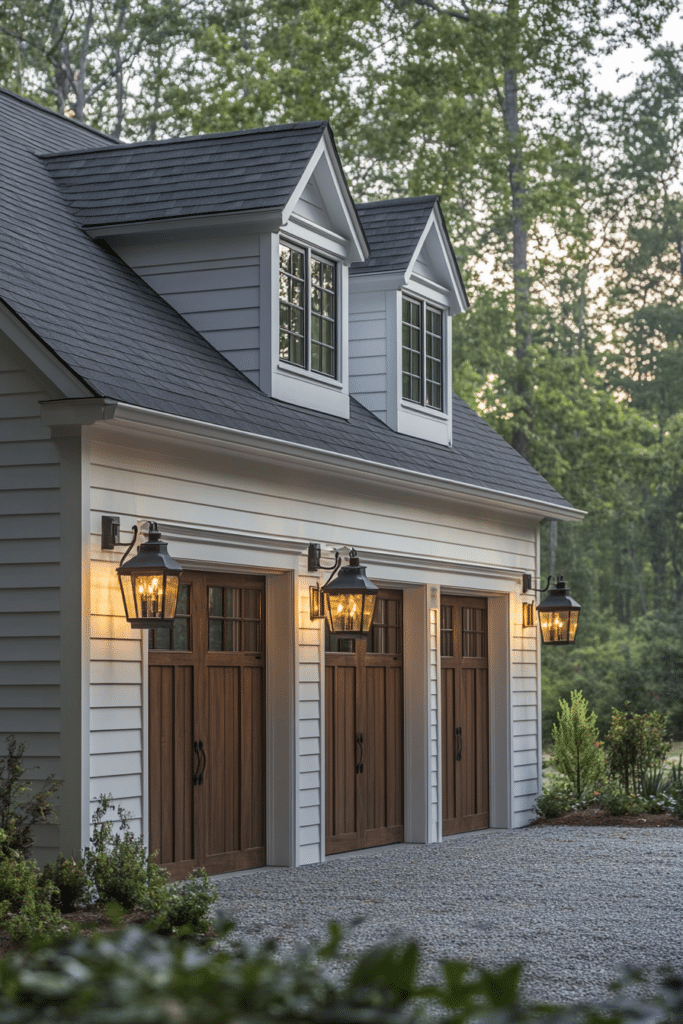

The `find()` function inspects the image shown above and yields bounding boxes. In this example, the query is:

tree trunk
[502,0,531,459]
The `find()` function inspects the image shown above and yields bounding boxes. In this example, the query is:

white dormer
[79,122,367,421]
[259,131,368,418]
[348,198,468,446]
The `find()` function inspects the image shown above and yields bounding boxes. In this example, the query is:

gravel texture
[211,827,683,1005]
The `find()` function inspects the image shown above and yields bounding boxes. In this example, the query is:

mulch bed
[530,806,683,828]
[0,908,153,958]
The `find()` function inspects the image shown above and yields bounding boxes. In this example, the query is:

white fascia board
[281,132,369,265]
[405,210,467,314]
[348,271,405,293]
[84,208,283,242]
[0,300,94,400]
[39,396,585,521]
[88,399,583,521]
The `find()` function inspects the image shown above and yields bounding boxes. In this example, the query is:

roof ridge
[40,120,329,161]
[356,196,440,208]
[0,86,120,143]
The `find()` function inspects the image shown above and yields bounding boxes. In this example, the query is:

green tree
[551,690,603,799]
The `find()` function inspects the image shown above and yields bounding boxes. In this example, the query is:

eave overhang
[40,397,586,523]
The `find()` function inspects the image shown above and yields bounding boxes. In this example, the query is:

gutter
[40,397,586,522]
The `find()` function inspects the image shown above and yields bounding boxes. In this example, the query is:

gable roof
[351,197,438,276]
[41,121,330,228]
[352,196,468,310]
[0,88,578,517]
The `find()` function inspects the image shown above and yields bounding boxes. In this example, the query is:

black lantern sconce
[308,543,379,639]
[102,517,183,629]
[522,574,581,645]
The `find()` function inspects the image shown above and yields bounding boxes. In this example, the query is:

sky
[590,6,683,94]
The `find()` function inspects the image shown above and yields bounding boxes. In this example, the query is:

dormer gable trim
[404,205,468,315]
[282,129,369,266]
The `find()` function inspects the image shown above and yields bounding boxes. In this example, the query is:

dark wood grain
[441,596,489,836]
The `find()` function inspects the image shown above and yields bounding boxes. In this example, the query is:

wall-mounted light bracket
[308,543,342,622]
[101,515,121,550]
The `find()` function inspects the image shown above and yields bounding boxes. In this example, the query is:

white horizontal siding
[349,292,388,419]
[89,560,143,834]
[112,236,262,387]
[0,344,61,860]
[89,424,540,866]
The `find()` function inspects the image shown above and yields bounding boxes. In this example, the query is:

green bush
[534,774,575,818]
[0,735,60,857]
[39,854,92,913]
[0,831,65,945]
[550,690,604,800]
[604,705,670,795]
[152,867,217,935]
[597,782,641,816]
[0,920,682,1024]
[83,796,170,912]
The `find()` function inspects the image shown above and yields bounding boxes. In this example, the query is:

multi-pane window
[402,296,444,410]
[208,586,262,653]
[279,242,337,377]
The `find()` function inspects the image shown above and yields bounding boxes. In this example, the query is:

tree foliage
[1,0,682,735]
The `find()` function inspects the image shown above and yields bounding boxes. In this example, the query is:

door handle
[456,726,462,762]
[193,740,206,785]
[355,732,364,774]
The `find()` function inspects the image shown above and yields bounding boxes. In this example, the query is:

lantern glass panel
[539,607,580,644]
[119,574,136,621]
[163,574,179,620]
[134,574,165,620]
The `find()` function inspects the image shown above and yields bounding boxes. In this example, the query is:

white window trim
[279,235,340,383]
[401,290,447,414]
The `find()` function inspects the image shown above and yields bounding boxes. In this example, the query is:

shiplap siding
[0,343,62,861]
[89,560,144,835]
[293,179,335,232]
[88,423,540,865]
[429,604,439,838]
[348,291,388,419]
[511,595,540,826]
[297,566,324,864]
[111,236,262,387]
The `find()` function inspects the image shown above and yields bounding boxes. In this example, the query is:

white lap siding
[0,344,61,862]
[88,421,542,863]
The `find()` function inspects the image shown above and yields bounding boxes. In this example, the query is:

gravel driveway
[212,826,683,1005]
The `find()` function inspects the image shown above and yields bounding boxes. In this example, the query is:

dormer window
[402,296,444,411]
[279,242,337,378]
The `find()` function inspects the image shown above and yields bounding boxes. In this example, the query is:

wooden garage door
[325,591,404,855]
[148,571,265,879]
[441,596,489,835]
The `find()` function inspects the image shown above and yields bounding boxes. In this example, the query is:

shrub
[0,735,60,857]
[0,921,682,1024]
[597,783,641,816]
[83,796,169,912]
[152,867,217,935]
[551,690,604,800]
[39,854,92,913]
[667,755,683,818]
[534,774,575,818]
[604,705,670,795]
[0,832,64,944]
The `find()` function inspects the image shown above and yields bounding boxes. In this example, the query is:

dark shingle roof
[0,89,576,515]
[351,197,437,276]
[40,122,327,227]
